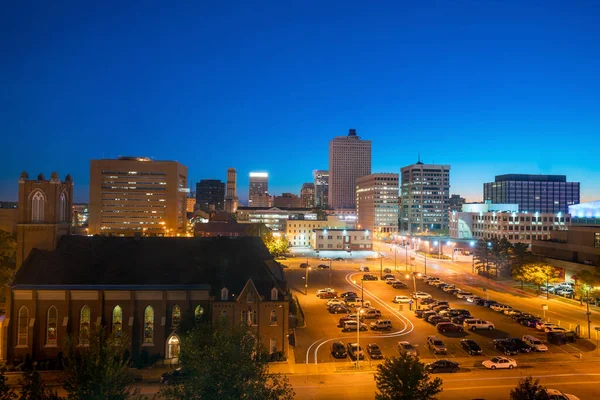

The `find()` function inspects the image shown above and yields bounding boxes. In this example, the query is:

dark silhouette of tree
[510,376,550,400]
[374,353,442,400]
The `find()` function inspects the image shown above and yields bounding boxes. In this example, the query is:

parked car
[317,264,330,270]
[522,335,548,352]
[340,291,358,298]
[520,317,542,328]
[428,315,451,325]
[546,326,567,333]
[451,315,472,324]
[448,309,471,317]
[426,336,448,354]
[474,298,487,306]
[338,315,361,326]
[329,305,351,314]
[442,285,457,292]
[466,296,482,303]
[316,288,335,296]
[437,322,464,333]
[413,292,432,299]
[547,332,568,345]
[508,338,532,353]
[483,300,499,307]
[504,309,522,316]
[360,309,382,319]
[362,274,378,281]
[342,320,368,332]
[456,291,473,299]
[347,342,365,360]
[385,278,397,284]
[367,343,383,359]
[326,299,345,307]
[393,281,408,289]
[422,311,437,321]
[393,295,412,303]
[482,356,517,370]
[490,304,512,312]
[358,265,370,272]
[429,300,450,308]
[446,288,461,295]
[318,291,337,299]
[536,322,557,331]
[383,268,392,273]
[415,309,425,318]
[463,319,495,331]
[433,305,450,313]
[345,298,369,308]
[425,359,460,373]
[545,389,580,400]
[370,319,393,331]
[382,274,395,280]
[420,297,436,305]
[331,341,348,358]
[397,341,419,357]
[160,368,190,385]
[460,339,483,355]
[493,339,520,356]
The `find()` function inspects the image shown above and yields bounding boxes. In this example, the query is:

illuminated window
[172,305,181,327]
[144,306,154,344]
[58,192,68,222]
[112,306,123,338]
[31,191,44,222]
[17,306,29,347]
[79,306,91,346]
[595,233,600,249]
[46,306,58,346]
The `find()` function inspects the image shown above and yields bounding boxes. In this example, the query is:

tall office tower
[249,172,269,206]
[196,179,225,212]
[16,171,73,268]
[224,168,239,213]
[356,173,399,238]
[300,183,315,208]
[328,129,372,209]
[400,160,451,233]
[89,157,188,236]
[484,174,580,214]
[313,170,329,208]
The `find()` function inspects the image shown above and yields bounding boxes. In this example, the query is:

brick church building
[1,172,289,363]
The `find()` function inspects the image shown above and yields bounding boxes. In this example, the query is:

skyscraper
[400,161,451,233]
[313,170,329,208]
[249,172,268,206]
[89,157,188,236]
[224,168,238,213]
[328,129,371,209]
[300,183,315,208]
[196,179,225,212]
[483,174,580,214]
[356,173,399,238]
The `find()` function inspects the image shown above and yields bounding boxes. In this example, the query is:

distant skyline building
[273,193,302,208]
[483,174,580,214]
[300,183,315,208]
[89,157,188,236]
[400,160,451,233]
[328,129,371,209]
[449,194,466,213]
[195,179,225,212]
[356,173,399,238]
[249,172,269,206]
[224,168,238,213]
[313,170,329,208]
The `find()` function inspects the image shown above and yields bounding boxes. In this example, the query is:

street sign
[542,304,548,310]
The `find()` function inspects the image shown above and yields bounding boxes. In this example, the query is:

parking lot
[286,264,596,370]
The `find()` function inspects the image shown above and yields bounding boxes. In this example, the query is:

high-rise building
[313,170,329,208]
[449,194,466,213]
[89,157,188,236]
[483,174,580,214]
[400,160,451,233]
[196,180,225,212]
[356,173,399,238]
[186,197,196,213]
[328,129,371,209]
[273,193,302,208]
[249,172,269,206]
[224,168,239,213]
[300,183,315,208]
[16,171,73,268]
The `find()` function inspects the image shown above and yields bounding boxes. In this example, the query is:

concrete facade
[313,170,329,208]
[531,225,600,266]
[356,173,399,238]
[285,216,349,247]
[310,228,373,251]
[300,183,315,209]
[224,168,239,213]
[236,207,316,233]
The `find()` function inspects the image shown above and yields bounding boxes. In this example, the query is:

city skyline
[2,1,600,203]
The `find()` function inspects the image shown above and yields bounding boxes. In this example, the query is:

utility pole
[394,247,397,272]
[328,259,332,286]
[587,288,592,339]
[380,256,383,280]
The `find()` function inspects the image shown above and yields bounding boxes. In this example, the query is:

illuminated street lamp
[304,266,312,295]
[470,241,476,273]
[406,272,422,309]
[423,240,429,275]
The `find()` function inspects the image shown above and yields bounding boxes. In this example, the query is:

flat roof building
[356,173,399,238]
[313,170,329,208]
[196,179,225,212]
[89,157,188,236]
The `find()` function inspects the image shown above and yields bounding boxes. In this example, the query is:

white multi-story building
[248,172,268,206]
[310,228,373,251]
[400,160,450,233]
[313,170,329,208]
[449,203,570,244]
[285,216,350,247]
[329,129,371,209]
[356,173,399,238]
[236,206,315,233]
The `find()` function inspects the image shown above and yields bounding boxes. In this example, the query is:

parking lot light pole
[356,311,361,369]
[328,259,332,286]
[405,245,408,272]
[394,246,397,272]
[304,266,311,295]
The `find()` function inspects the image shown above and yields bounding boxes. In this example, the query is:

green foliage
[0,230,16,291]
[374,353,443,400]
[62,327,144,400]
[510,376,550,400]
[159,318,294,400]
[520,261,560,290]
[264,236,290,256]
[0,364,16,400]
[18,369,62,400]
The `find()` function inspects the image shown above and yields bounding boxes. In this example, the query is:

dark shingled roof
[13,236,287,298]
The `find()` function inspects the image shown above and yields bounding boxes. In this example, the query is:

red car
[318,291,338,299]
[437,323,464,333]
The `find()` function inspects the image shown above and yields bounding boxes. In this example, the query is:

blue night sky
[2,1,599,204]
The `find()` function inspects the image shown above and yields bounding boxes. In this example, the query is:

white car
[393,295,411,304]
[522,335,548,352]
[466,296,481,303]
[545,389,580,400]
[316,288,335,296]
[536,322,558,331]
[326,299,345,307]
[385,277,397,284]
[412,292,432,299]
[482,356,517,370]
[490,304,512,312]
[545,326,567,333]
[397,341,418,357]
[442,285,457,292]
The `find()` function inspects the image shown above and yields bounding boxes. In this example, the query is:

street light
[304,266,312,295]
[470,241,476,273]
[406,272,422,309]
[353,279,365,303]
[424,241,429,275]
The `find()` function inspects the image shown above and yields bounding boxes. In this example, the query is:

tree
[160,318,294,400]
[510,376,550,400]
[0,230,16,295]
[509,242,532,289]
[18,369,62,400]
[374,353,442,400]
[62,327,144,400]
[520,260,560,293]
[0,364,16,400]
[573,269,600,304]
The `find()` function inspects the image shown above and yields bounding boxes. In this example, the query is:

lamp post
[586,287,592,339]
[394,246,397,272]
[380,256,383,280]
[304,266,311,295]
[405,245,408,273]
[470,241,476,273]
[356,310,361,369]
[406,272,422,309]
[424,241,429,275]
[328,258,333,287]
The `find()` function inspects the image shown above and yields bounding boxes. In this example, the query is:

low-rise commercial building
[285,216,349,247]
[310,228,372,251]
[273,193,302,208]
[236,207,316,233]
